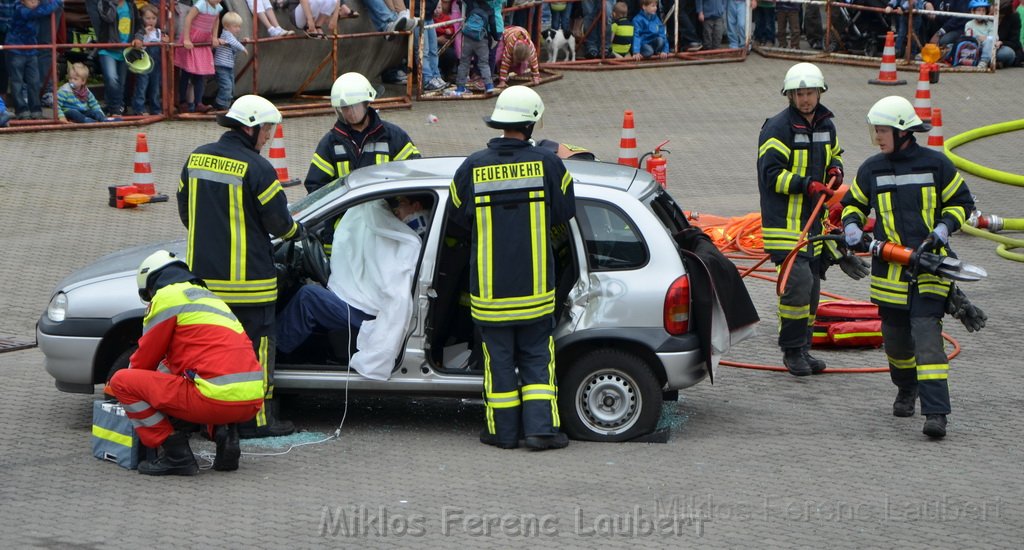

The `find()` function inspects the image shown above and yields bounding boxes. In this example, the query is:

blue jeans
[98,52,129,113]
[640,36,666,57]
[214,65,234,109]
[276,285,373,354]
[364,0,398,31]
[421,19,440,81]
[583,0,614,55]
[549,7,571,31]
[131,46,162,114]
[753,7,775,44]
[6,53,41,115]
[726,0,747,48]
[894,14,925,56]
[65,107,107,123]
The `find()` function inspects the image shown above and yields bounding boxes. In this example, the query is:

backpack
[462,0,497,42]
[946,36,981,67]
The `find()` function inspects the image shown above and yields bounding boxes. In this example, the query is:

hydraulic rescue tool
[822,233,988,282]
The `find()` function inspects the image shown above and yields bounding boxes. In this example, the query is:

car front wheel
[558,349,663,442]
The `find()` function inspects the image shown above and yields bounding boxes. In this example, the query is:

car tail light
[663,275,690,335]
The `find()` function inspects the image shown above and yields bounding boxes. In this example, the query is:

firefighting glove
[838,253,869,280]
[806,180,833,198]
[827,166,844,188]
[945,285,987,333]
[844,223,864,247]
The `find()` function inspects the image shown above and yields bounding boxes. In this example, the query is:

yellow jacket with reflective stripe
[757,104,843,260]
[129,282,266,403]
[448,138,576,325]
[177,131,299,306]
[840,140,974,309]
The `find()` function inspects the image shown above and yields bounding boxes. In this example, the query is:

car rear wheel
[558,349,663,442]
[103,346,136,399]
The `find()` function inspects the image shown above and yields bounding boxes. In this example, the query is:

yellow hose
[943,119,1024,261]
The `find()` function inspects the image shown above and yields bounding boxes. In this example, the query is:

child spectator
[697,0,726,50]
[996,0,1022,66]
[57,62,112,122]
[295,0,353,38]
[726,0,748,48]
[964,0,1013,68]
[96,0,144,116]
[753,0,776,46]
[174,0,223,113]
[611,1,634,57]
[0,94,11,126]
[631,0,669,60]
[5,0,60,119]
[496,25,540,86]
[775,0,800,49]
[213,11,247,110]
[450,0,497,96]
[886,0,935,58]
[246,0,295,37]
[131,4,165,115]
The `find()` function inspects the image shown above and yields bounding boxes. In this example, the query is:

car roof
[344,156,650,196]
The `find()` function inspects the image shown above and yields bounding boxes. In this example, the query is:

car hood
[53,240,186,293]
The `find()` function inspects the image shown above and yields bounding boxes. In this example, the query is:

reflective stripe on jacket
[841,140,974,308]
[177,131,299,305]
[757,103,843,260]
[129,282,266,403]
[448,138,576,325]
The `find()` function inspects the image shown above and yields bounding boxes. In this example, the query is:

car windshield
[289,177,351,219]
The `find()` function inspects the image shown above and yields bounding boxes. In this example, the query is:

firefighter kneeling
[108,251,266,475]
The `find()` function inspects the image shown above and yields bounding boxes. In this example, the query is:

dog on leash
[542,28,576,62]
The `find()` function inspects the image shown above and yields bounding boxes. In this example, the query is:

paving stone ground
[1,55,1021,548]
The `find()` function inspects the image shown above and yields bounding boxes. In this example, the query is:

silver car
[38,157,755,441]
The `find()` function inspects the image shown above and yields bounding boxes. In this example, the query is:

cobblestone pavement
[1,56,1022,548]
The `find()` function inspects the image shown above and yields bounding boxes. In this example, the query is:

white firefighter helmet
[866,95,931,132]
[331,72,377,108]
[221,95,282,127]
[781,62,828,94]
[484,85,544,129]
[137,250,187,300]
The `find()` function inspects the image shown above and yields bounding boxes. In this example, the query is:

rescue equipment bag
[812,300,883,348]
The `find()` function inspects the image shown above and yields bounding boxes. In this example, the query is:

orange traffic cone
[617,110,638,168]
[913,65,933,124]
[927,108,944,150]
[869,32,907,86]
[267,123,301,187]
[130,133,168,202]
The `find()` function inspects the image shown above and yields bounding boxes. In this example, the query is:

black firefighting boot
[923,414,947,438]
[238,399,295,439]
[525,432,569,451]
[893,387,918,417]
[213,424,241,472]
[138,431,199,476]
[783,348,812,377]
[802,346,827,374]
[479,429,519,449]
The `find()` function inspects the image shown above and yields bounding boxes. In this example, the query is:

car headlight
[47,292,68,322]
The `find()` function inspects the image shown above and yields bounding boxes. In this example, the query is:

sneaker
[268,26,286,37]
[892,387,917,417]
[195,103,213,114]
[686,42,703,52]
[16,112,30,120]
[782,348,812,377]
[446,86,468,97]
[423,77,447,91]
[524,432,569,451]
[402,16,419,31]
[977,61,988,70]
[41,91,53,107]
[923,414,947,438]
[480,429,518,449]
[30,112,45,120]
[484,84,495,95]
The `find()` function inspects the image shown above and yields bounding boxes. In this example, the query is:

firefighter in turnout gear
[448,86,575,451]
[304,72,421,195]
[841,96,974,439]
[177,95,300,439]
[108,251,265,475]
[757,62,845,377]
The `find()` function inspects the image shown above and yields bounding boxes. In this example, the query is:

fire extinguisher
[640,140,671,188]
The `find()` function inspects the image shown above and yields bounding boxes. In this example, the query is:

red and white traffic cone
[913,65,933,124]
[869,32,907,86]
[130,132,168,202]
[927,108,944,150]
[266,123,302,187]
[617,110,638,168]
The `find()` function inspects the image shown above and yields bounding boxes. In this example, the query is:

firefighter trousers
[108,368,263,448]
[775,256,821,350]
[479,317,561,444]
[232,304,276,426]
[880,305,950,415]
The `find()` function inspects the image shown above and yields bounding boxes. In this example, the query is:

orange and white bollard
[266,123,302,187]
[927,108,944,150]
[869,32,907,86]
[913,65,933,124]
[617,110,639,168]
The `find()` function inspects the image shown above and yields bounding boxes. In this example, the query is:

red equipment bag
[812,300,883,348]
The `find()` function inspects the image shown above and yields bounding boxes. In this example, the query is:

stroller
[827,0,892,57]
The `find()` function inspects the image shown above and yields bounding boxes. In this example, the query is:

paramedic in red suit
[108,250,265,476]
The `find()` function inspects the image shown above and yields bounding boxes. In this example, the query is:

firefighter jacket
[304,108,421,194]
[448,137,576,325]
[177,131,299,306]
[841,139,974,309]
[757,103,843,260]
[129,281,266,404]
